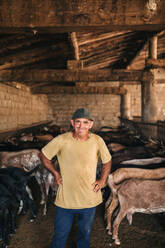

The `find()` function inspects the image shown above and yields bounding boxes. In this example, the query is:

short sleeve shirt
[42,132,111,209]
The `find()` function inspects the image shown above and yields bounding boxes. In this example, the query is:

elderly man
[40,108,111,248]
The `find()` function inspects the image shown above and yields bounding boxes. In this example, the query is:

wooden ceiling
[0,0,165,94]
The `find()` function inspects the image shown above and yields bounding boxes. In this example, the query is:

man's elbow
[39,151,44,161]
[39,151,49,163]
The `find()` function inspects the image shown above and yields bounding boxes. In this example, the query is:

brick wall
[0,83,48,131]
[1,81,164,134]
[47,84,142,130]
[48,94,121,130]
[0,82,142,132]
[124,84,142,118]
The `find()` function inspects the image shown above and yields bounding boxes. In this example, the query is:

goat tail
[107,174,118,194]
[107,174,119,205]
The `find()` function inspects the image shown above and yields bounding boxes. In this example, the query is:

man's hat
[72,108,93,121]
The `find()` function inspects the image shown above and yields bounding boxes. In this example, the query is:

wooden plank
[147,58,165,67]
[31,85,127,95]
[0,0,164,28]
[0,69,144,82]
[0,25,165,33]
[0,120,52,142]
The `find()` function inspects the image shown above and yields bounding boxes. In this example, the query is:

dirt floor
[5,180,165,248]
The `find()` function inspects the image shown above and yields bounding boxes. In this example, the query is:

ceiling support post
[141,36,159,138]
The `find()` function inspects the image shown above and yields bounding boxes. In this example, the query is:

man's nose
[79,121,84,127]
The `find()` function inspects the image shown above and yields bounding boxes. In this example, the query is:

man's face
[71,118,93,137]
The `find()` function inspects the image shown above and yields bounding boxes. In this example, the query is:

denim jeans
[50,206,96,248]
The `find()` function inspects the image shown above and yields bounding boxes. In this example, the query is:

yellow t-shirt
[41,132,111,209]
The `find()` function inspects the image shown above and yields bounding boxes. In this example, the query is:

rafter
[0,34,54,55]
[0,42,69,70]
[126,30,165,69]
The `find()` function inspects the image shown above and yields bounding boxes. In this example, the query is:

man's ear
[89,121,94,129]
[70,120,74,127]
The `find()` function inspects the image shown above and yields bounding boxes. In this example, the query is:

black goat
[0,166,39,220]
[0,166,39,248]
[0,182,21,248]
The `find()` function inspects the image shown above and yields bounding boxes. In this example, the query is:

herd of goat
[0,121,165,247]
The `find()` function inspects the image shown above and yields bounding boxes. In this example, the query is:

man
[40,108,111,248]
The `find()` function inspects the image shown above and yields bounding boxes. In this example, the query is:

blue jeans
[50,206,96,248]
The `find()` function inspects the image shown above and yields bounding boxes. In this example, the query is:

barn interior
[0,0,165,142]
[1,1,165,248]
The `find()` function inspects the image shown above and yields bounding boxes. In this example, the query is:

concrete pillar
[121,92,132,119]
[142,35,158,122]
[141,76,158,138]
[141,36,158,138]
[141,76,158,123]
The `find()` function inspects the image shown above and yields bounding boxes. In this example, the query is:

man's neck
[72,132,90,141]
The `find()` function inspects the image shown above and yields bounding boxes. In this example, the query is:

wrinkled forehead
[73,118,93,122]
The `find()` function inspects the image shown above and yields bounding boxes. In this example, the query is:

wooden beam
[78,31,155,70]
[147,58,165,67]
[77,31,133,46]
[143,0,162,23]
[0,25,165,33]
[0,0,165,28]
[70,32,80,60]
[31,85,127,95]
[0,69,144,82]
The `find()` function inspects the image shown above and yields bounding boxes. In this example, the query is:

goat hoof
[29,216,36,222]
[107,230,112,236]
[106,227,112,236]
[115,241,120,246]
[112,237,120,246]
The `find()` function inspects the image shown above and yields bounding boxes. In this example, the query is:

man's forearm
[93,160,112,192]
[39,152,58,176]
[100,160,111,184]
[39,152,62,185]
